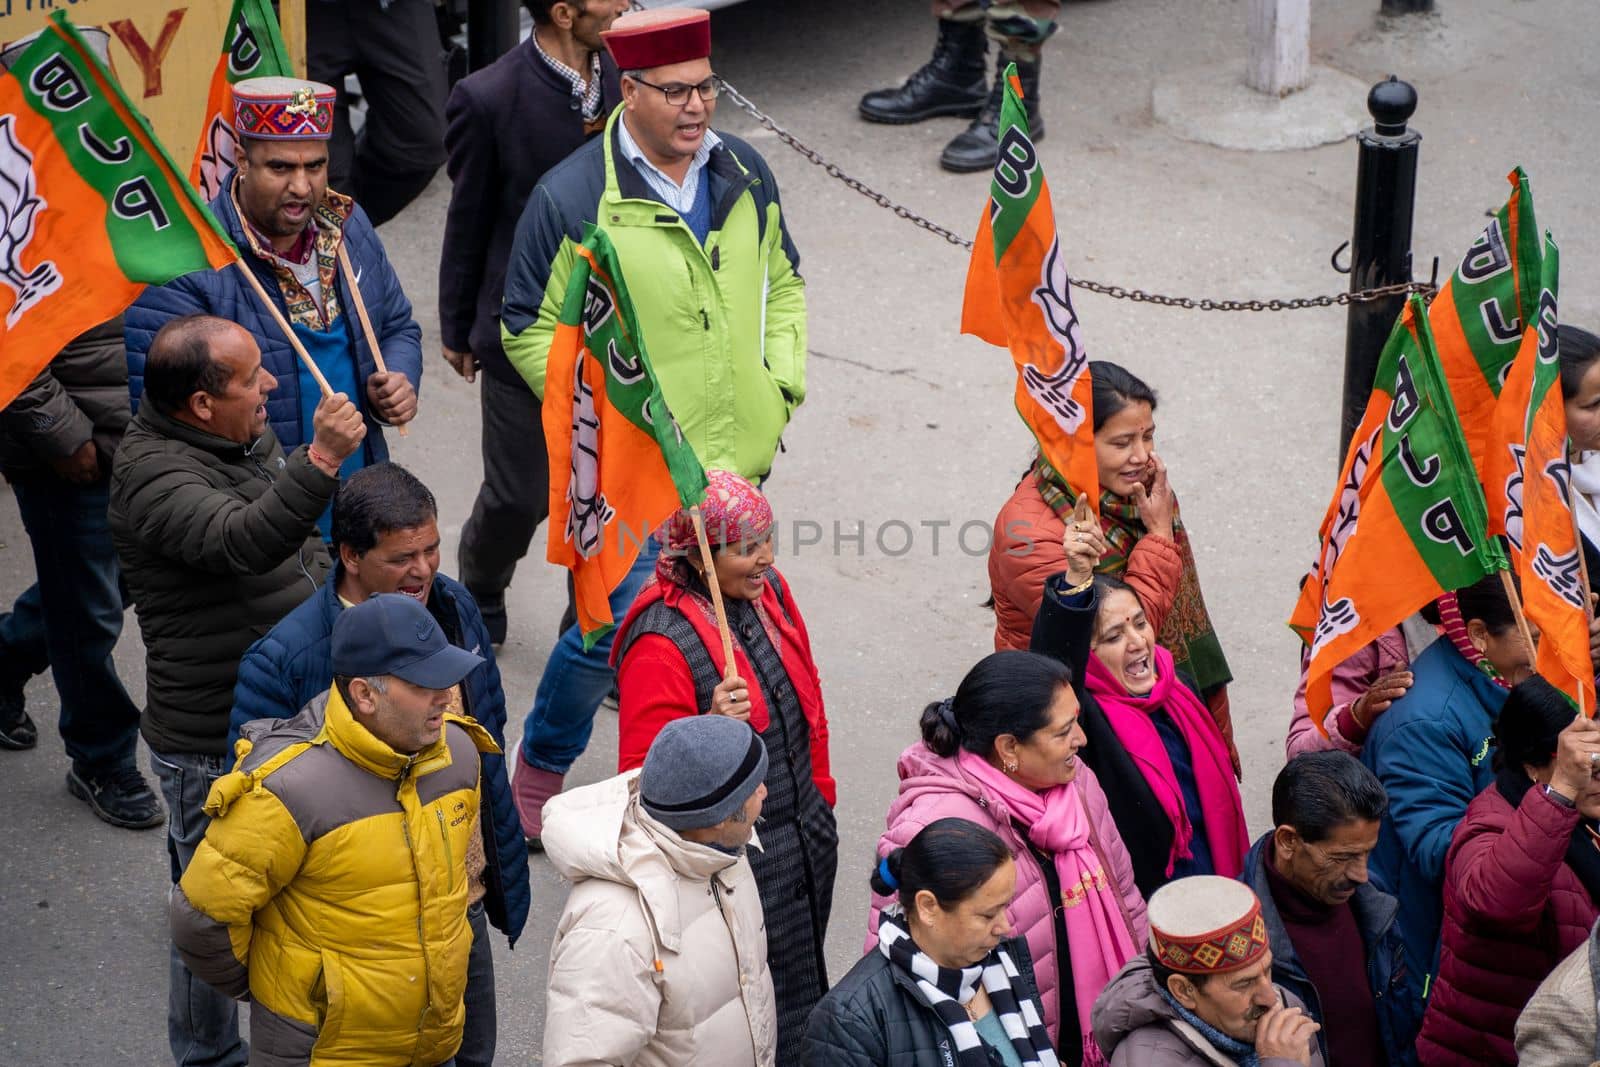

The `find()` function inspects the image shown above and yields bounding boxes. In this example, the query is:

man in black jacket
[1242,753,1421,1066]
[0,318,162,829]
[109,314,364,1067]
[307,0,450,226]
[439,0,625,643]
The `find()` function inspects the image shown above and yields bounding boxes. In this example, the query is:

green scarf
[1034,457,1233,695]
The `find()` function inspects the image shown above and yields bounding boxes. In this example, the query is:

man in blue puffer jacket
[229,463,528,1067]
[125,78,421,492]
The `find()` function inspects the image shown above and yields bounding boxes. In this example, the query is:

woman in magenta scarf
[1031,532,1249,898]
[869,650,1147,1066]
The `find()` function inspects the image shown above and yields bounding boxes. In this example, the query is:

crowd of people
[4,1,1600,1065]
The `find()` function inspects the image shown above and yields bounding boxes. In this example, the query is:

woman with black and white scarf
[802,818,1060,1067]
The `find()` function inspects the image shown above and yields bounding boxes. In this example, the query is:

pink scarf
[957,750,1137,1067]
[1084,645,1249,879]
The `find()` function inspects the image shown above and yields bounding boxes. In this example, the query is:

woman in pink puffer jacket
[867,650,1149,1066]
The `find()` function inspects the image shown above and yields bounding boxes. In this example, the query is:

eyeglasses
[629,74,721,107]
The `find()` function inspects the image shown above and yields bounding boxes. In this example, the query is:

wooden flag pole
[336,245,409,437]
[1498,567,1539,668]
[234,259,334,398]
[690,505,738,682]
[1570,493,1595,717]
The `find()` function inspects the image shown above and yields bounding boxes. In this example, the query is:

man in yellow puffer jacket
[170,593,497,1066]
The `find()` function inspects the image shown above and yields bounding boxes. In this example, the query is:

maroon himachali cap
[601,8,712,70]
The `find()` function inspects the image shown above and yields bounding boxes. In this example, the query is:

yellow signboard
[0,0,304,167]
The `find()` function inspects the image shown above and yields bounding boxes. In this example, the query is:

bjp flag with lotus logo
[1290,295,1509,728]
[1484,239,1594,712]
[962,63,1099,512]
[543,225,709,648]
[190,0,293,201]
[0,13,236,412]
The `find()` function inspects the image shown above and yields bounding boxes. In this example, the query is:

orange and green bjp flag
[1290,295,1508,728]
[962,63,1099,512]
[1428,167,1543,473]
[190,0,292,201]
[544,225,709,649]
[0,13,237,413]
[1484,240,1593,712]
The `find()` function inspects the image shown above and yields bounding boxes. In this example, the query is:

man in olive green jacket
[497,8,806,844]
[109,313,365,1067]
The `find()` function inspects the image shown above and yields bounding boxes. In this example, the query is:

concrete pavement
[2,0,1597,1060]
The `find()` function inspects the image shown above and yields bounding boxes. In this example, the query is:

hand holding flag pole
[337,244,409,437]
[690,505,738,681]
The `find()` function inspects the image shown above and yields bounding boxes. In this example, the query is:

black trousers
[0,476,141,771]
[306,0,448,226]
[458,372,550,607]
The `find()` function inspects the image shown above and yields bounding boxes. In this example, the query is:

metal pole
[1381,0,1435,13]
[1339,76,1420,459]
[467,0,519,72]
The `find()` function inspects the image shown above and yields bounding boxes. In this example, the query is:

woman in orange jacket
[988,361,1238,776]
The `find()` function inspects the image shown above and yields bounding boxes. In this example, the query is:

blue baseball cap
[331,593,483,690]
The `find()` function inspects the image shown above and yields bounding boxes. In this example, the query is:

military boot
[859,19,988,124]
[939,53,1045,173]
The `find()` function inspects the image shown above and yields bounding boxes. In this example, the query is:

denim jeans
[456,902,495,1067]
[520,537,660,772]
[0,476,140,770]
[149,748,248,1067]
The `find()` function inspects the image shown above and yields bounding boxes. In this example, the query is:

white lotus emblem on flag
[1532,543,1585,611]
[0,115,61,328]
[1024,237,1089,433]
[564,350,615,559]
[1311,594,1361,658]
[197,115,238,202]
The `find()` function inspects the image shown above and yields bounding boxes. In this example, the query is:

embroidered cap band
[233,76,336,140]
[1147,876,1270,976]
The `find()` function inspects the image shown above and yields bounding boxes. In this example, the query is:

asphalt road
[3,0,1598,1062]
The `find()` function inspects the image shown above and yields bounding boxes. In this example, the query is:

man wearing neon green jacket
[498,8,806,844]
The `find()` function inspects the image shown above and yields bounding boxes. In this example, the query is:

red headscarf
[656,469,773,555]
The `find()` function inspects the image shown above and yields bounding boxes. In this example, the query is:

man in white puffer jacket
[541,715,778,1066]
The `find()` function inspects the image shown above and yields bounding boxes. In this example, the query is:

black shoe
[940,54,1046,173]
[0,686,36,750]
[66,763,166,829]
[859,19,988,124]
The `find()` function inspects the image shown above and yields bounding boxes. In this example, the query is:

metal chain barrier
[717,78,1437,311]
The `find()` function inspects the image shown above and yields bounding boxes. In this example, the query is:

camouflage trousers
[932,0,1059,58]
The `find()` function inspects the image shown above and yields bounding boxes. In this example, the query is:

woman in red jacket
[1419,676,1600,1065]
[987,361,1238,775]
[611,469,836,1066]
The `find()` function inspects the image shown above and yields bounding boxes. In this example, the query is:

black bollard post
[1339,76,1421,460]
[466,0,519,72]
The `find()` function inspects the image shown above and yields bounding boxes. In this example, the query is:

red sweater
[1263,851,1385,1066]
[610,570,835,807]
